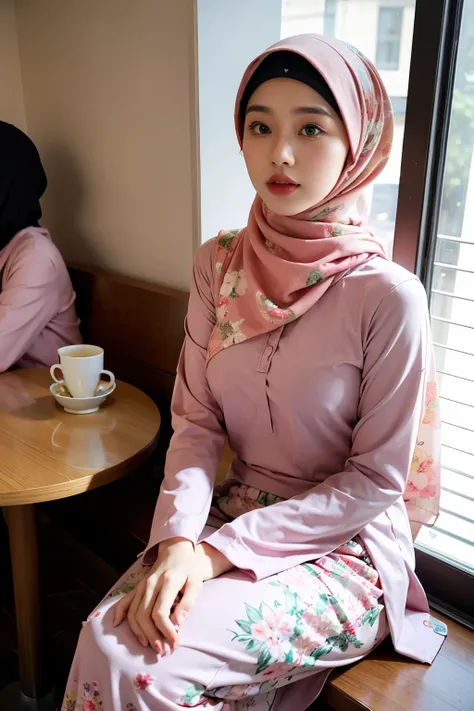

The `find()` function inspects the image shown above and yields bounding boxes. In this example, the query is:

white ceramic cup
[50,345,115,398]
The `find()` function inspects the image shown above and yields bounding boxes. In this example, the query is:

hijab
[0,121,47,251]
[207,34,392,360]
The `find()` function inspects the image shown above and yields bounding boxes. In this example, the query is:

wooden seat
[322,612,474,711]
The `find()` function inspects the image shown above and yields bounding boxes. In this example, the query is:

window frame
[392,0,473,621]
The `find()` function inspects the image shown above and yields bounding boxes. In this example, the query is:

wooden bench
[45,264,474,711]
[322,611,474,711]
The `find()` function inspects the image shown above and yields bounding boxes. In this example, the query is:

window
[376,7,403,70]
[414,2,474,574]
[323,0,337,36]
[389,95,407,116]
[390,0,474,616]
[370,184,399,244]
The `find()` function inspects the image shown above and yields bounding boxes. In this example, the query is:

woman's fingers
[137,574,167,653]
[172,575,202,627]
[152,571,186,649]
[113,588,136,627]
[113,552,203,655]
[127,583,149,647]
[136,608,166,655]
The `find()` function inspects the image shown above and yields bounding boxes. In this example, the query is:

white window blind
[416,231,474,572]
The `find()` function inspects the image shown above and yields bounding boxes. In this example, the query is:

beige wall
[15,0,198,290]
[0,0,26,130]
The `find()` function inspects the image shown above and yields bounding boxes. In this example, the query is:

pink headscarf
[207,34,392,360]
[207,34,440,531]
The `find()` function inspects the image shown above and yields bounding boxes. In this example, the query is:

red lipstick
[266,173,300,196]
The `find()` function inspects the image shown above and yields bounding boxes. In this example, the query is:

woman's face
[242,78,350,216]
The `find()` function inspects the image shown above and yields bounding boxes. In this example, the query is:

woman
[62,35,443,711]
[0,121,81,372]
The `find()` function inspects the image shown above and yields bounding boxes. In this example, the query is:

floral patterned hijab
[207,34,440,530]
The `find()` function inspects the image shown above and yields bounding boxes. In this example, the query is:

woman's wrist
[157,537,194,560]
[196,542,233,580]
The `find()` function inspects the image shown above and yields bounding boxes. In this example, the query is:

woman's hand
[113,537,200,654]
[113,538,233,654]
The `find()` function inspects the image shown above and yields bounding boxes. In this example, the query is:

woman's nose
[271,136,295,167]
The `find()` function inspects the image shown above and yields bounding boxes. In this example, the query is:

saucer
[50,381,116,414]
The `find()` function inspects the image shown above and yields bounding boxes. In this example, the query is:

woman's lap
[62,546,387,711]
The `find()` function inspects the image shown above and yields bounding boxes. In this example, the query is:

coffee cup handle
[100,370,115,389]
[50,364,64,383]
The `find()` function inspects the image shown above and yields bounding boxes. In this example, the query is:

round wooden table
[0,367,161,703]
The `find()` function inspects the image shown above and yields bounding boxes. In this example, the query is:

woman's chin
[259,192,303,217]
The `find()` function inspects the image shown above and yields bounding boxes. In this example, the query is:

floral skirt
[62,482,388,711]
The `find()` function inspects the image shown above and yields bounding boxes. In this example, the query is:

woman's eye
[248,122,271,135]
[300,124,321,137]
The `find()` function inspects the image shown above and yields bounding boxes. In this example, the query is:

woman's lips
[266,182,300,196]
[266,174,300,196]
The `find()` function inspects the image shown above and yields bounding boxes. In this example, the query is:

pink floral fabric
[62,527,386,711]
[176,539,384,708]
[63,680,103,711]
[135,674,155,692]
[403,342,441,526]
[210,480,285,521]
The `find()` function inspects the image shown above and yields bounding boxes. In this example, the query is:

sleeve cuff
[202,528,260,581]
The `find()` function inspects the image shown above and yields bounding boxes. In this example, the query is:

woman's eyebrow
[245,104,272,115]
[293,105,333,118]
[245,104,333,118]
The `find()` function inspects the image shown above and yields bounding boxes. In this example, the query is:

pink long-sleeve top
[145,236,445,664]
[0,227,82,372]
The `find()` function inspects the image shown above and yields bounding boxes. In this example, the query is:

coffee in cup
[50,345,115,399]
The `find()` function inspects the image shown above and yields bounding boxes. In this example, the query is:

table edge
[0,427,159,507]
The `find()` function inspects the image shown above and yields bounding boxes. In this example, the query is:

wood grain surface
[0,368,161,506]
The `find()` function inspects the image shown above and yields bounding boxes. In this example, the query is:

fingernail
[140,638,147,647]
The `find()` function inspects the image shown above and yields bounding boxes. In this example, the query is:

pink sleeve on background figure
[0,238,61,372]
[144,240,226,563]
[203,278,434,580]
